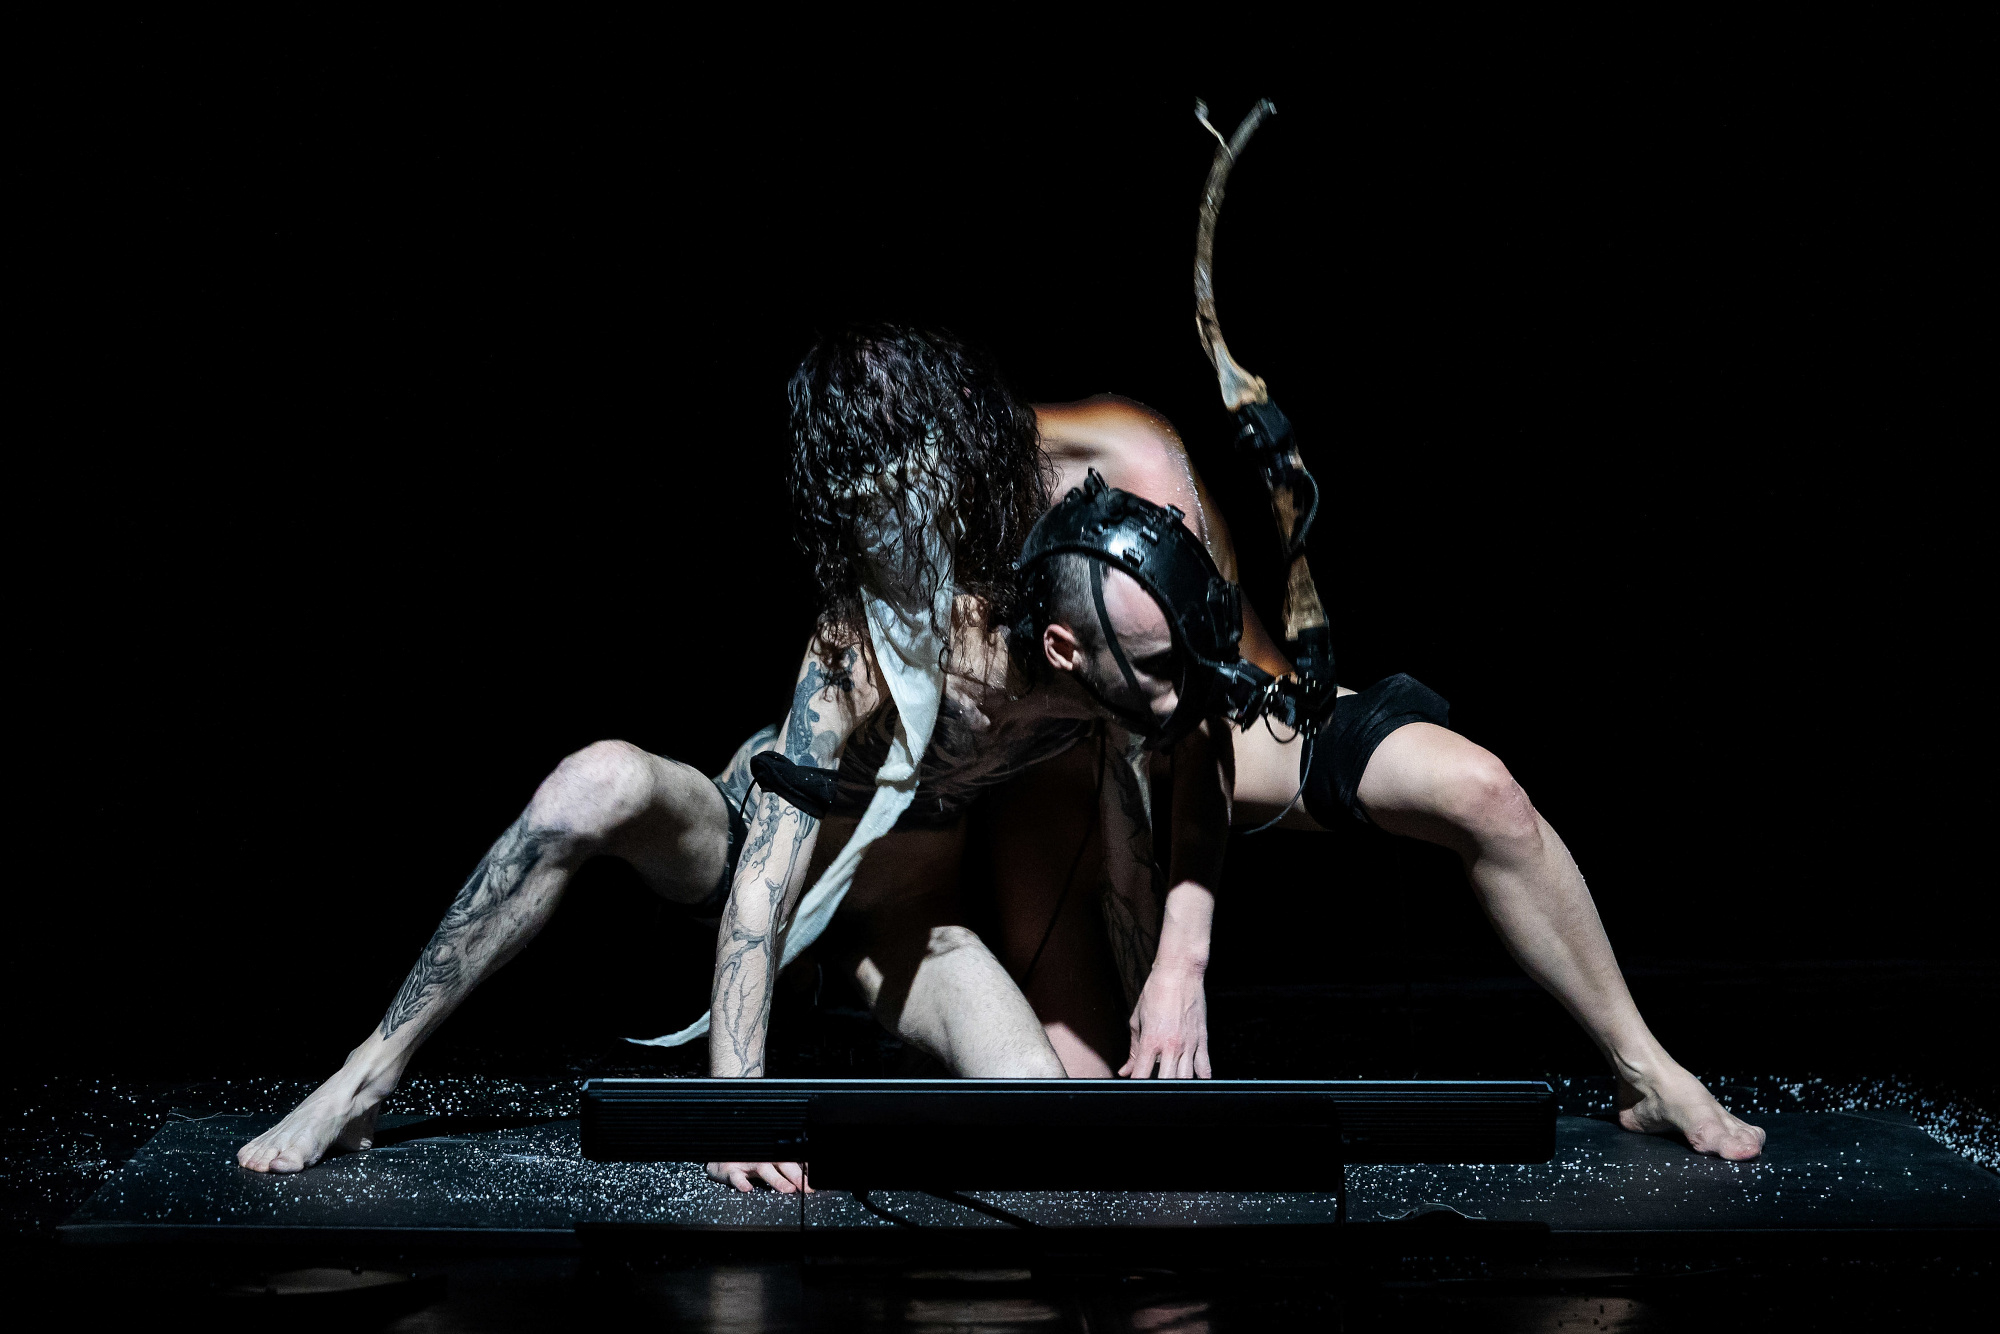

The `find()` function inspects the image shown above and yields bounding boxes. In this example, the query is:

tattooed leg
[238,739,731,1173]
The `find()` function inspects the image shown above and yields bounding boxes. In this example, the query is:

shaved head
[1038,553,1180,733]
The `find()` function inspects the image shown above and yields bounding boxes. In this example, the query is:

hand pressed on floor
[1119,961,1212,1080]
[706,1161,812,1193]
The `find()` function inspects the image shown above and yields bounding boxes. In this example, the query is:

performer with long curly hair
[239,324,1762,1194]
[236,326,1242,1191]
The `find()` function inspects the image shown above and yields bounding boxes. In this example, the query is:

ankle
[341,1036,410,1101]
[1609,1044,1678,1091]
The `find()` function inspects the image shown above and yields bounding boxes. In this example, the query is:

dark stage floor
[8,964,1996,1329]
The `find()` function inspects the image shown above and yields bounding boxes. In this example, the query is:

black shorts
[1301,674,1452,828]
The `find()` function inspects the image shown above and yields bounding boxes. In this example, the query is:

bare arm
[709,641,877,1079]
[1036,398,1254,1076]
[1102,718,1232,1079]
[1159,716,1233,975]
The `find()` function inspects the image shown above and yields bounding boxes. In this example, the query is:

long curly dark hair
[788,326,1051,652]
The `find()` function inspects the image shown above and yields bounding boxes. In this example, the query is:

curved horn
[1193,98,1276,411]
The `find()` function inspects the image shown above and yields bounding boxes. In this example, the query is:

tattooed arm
[708,640,876,1081]
[1103,719,1233,1079]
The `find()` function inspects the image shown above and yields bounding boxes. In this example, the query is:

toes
[1686,1114,1766,1161]
[1721,1119,1767,1161]
[238,1134,283,1171]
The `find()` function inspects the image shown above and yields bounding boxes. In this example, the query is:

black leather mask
[1015,470,1278,748]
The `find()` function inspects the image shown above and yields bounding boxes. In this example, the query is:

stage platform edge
[58,1110,2000,1254]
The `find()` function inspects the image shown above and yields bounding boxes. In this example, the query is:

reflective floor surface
[2,1246,1993,1331]
[8,963,1994,1329]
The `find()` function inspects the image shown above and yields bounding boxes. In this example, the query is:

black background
[13,28,1985,1080]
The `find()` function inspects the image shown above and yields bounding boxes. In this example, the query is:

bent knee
[924,924,991,961]
[528,739,658,840]
[1435,752,1540,846]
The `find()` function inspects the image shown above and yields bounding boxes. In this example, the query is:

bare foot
[1616,1061,1766,1160]
[237,1058,398,1173]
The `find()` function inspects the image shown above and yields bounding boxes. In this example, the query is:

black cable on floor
[852,1189,920,1228]
[924,1189,1040,1229]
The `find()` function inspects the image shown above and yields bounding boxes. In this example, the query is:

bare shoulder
[1033,395,1245,575]
[1034,395,1205,538]
[1036,395,1187,468]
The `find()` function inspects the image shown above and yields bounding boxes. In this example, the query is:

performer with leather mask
[239,324,1762,1193]
[1019,393,1766,1167]
[237,327,1245,1194]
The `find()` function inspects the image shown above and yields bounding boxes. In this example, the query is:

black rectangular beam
[581,1079,1555,1189]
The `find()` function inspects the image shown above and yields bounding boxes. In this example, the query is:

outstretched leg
[238,740,732,1172]
[1353,723,1765,1160]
